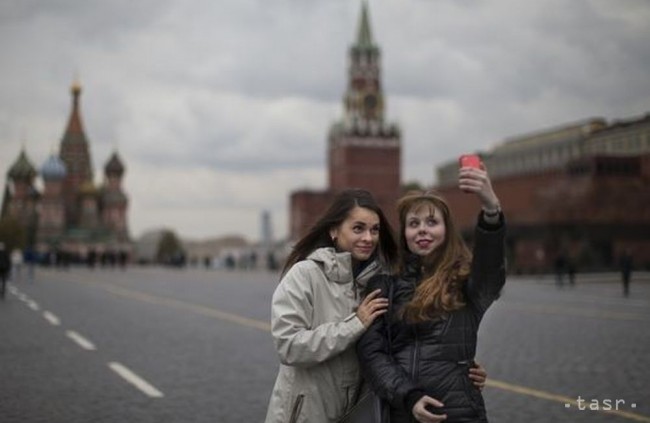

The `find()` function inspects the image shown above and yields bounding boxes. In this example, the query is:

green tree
[402,180,425,193]
[156,230,185,266]
[0,216,26,251]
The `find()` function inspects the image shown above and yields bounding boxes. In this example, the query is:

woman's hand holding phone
[458,154,500,212]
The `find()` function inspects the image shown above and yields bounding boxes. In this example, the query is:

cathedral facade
[290,2,401,240]
[1,82,131,260]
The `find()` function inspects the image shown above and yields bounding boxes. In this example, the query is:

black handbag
[339,278,394,423]
[338,385,389,423]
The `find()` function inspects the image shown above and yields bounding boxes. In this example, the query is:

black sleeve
[465,211,507,315]
[357,275,420,410]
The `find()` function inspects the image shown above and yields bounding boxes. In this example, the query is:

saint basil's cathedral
[1,82,131,260]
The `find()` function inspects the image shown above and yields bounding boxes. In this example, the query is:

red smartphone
[459,154,481,169]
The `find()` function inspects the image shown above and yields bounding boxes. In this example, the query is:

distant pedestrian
[266,251,278,271]
[619,249,634,297]
[87,248,97,268]
[23,247,36,283]
[225,254,235,270]
[554,253,567,287]
[567,258,576,287]
[116,250,126,269]
[0,243,10,299]
[10,248,23,282]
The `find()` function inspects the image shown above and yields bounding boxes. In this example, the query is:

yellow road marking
[103,284,271,332]
[56,271,271,332]
[500,302,648,322]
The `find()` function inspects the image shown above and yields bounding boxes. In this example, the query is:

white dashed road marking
[12,284,165,402]
[27,300,40,311]
[108,362,164,398]
[65,330,97,351]
[43,311,61,326]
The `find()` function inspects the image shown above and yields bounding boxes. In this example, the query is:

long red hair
[397,191,472,323]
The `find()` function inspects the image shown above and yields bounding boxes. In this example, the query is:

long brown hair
[282,189,398,277]
[397,191,471,323]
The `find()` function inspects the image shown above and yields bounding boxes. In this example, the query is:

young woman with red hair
[357,162,505,423]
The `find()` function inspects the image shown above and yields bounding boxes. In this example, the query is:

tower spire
[59,80,95,226]
[64,80,85,138]
[343,0,385,124]
[356,0,374,49]
[59,79,92,175]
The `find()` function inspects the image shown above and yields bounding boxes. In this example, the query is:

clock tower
[343,1,384,123]
[328,0,401,222]
[290,1,402,239]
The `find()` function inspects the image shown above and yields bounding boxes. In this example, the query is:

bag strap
[384,276,394,354]
[355,276,393,397]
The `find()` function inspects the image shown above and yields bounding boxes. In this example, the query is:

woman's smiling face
[330,206,380,262]
[404,204,446,257]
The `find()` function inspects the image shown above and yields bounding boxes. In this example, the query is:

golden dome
[78,180,97,196]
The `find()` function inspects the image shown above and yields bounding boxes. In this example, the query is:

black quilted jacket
[357,213,506,423]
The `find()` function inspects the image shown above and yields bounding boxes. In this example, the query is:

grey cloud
[2,0,649,239]
[383,0,650,108]
[0,0,169,29]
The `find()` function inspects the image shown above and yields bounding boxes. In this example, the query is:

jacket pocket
[288,394,305,423]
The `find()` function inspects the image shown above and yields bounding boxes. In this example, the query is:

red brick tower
[328,1,401,222]
[290,1,401,240]
[59,81,95,227]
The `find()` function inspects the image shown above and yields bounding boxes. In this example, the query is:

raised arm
[459,162,507,313]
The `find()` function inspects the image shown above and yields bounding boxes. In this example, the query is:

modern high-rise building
[261,210,273,248]
[289,1,401,240]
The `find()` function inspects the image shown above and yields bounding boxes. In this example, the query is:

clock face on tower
[364,93,377,109]
[362,93,380,118]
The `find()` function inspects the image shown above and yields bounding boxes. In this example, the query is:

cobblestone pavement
[1,267,648,422]
[480,273,650,423]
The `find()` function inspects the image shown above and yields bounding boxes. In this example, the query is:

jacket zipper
[410,328,420,380]
[288,394,305,423]
[409,279,421,382]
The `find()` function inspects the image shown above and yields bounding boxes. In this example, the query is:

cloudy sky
[1,0,649,242]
